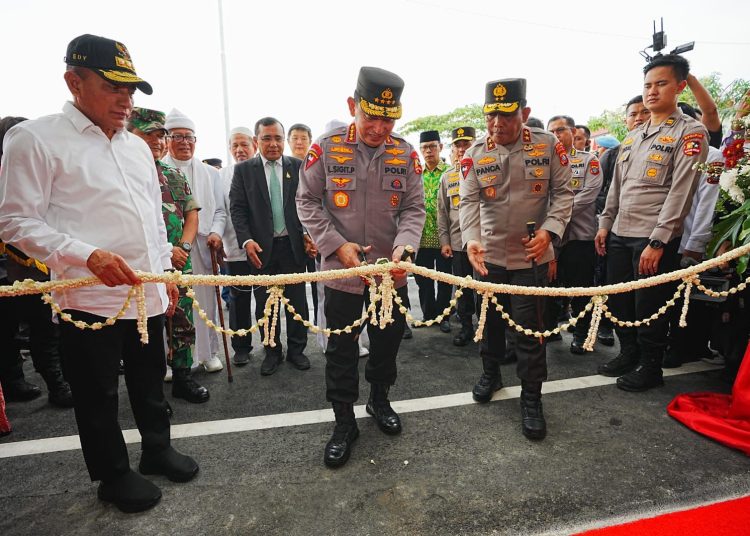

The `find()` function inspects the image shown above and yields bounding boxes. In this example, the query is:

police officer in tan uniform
[547,115,602,354]
[297,67,425,467]
[437,126,477,346]
[595,54,708,391]
[460,79,573,440]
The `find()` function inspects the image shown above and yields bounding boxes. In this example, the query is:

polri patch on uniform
[391,179,402,189]
[305,143,322,170]
[460,158,473,178]
[333,191,350,207]
[590,161,600,175]
[554,142,568,166]
[410,151,423,175]
[683,140,702,156]
[390,194,400,207]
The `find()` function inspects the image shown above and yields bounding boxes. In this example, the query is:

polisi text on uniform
[327,165,355,174]
[475,164,502,176]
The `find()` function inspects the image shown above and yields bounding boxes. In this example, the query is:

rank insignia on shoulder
[477,156,496,165]
[330,155,353,164]
[305,143,322,171]
[346,123,357,143]
[460,157,473,178]
[410,151,422,175]
[590,162,600,175]
[623,137,634,146]
[333,191,350,207]
[665,118,676,126]
[522,128,531,143]
[554,142,568,166]
[486,137,496,151]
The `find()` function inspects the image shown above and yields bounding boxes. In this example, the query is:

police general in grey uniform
[437,126,477,346]
[460,79,573,440]
[297,67,425,467]
[595,54,708,392]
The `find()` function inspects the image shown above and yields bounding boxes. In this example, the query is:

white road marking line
[0,362,719,459]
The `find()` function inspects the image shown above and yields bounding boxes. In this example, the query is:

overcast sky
[2,0,748,162]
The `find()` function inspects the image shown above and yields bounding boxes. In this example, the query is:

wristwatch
[179,242,192,253]
[648,239,664,250]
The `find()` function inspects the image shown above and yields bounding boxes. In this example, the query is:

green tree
[587,108,629,141]
[400,104,485,138]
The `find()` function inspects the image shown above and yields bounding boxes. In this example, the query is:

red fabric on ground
[0,383,11,435]
[667,342,750,456]
[577,495,750,535]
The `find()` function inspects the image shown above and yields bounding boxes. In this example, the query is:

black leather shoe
[453,327,473,347]
[172,368,209,403]
[520,392,547,440]
[616,365,664,392]
[232,351,250,366]
[570,338,586,355]
[324,422,360,468]
[139,446,199,482]
[366,384,402,435]
[286,353,311,370]
[597,326,616,347]
[260,352,283,376]
[48,382,74,408]
[3,378,42,402]
[98,469,161,513]
[439,319,451,333]
[597,353,638,377]
[402,325,413,339]
[472,373,503,403]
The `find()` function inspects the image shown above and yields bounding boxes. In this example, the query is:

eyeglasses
[420,143,440,152]
[549,127,571,135]
[168,134,197,143]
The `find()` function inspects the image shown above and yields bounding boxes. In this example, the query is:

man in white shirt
[163,109,226,373]
[221,126,257,366]
[0,34,198,513]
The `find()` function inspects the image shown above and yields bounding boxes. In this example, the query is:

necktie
[268,160,286,235]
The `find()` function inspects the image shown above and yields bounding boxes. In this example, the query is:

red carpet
[577,495,750,535]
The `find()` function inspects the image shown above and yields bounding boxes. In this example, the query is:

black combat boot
[324,402,359,468]
[41,362,73,408]
[366,383,402,435]
[172,368,210,403]
[472,356,503,403]
[453,324,474,347]
[520,381,546,440]
[597,328,639,377]
[616,351,665,392]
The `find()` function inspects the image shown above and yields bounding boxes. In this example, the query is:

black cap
[65,34,153,95]
[483,78,526,114]
[355,66,404,119]
[419,130,440,143]
[451,127,476,143]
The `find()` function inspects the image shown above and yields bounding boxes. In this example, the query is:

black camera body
[640,18,695,62]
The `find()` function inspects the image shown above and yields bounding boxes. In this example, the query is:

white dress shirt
[680,146,723,254]
[0,102,172,318]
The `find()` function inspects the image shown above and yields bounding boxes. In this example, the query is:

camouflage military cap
[128,107,166,133]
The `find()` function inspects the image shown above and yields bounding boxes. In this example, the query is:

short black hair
[254,117,284,136]
[547,115,575,129]
[625,95,644,114]
[288,123,311,140]
[0,116,28,161]
[575,125,591,138]
[643,53,690,82]
[525,117,544,129]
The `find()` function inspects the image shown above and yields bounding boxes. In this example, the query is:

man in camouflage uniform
[128,108,209,404]
[437,126,477,346]
[297,66,425,468]
[460,79,573,440]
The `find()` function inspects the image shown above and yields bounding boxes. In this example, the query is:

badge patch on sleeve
[590,161,600,175]
[554,142,569,166]
[460,158,473,178]
[410,151,422,175]
[683,140,702,156]
[305,143,322,171]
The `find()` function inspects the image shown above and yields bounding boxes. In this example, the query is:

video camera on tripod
[640,18,695,62]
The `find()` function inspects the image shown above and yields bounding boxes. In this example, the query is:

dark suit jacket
[229,154,306,272]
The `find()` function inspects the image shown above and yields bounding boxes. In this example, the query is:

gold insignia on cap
[382,88,393,100]
[493,83,507,100]
[457,128,465,136]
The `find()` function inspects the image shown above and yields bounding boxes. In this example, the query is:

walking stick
[527,222,545,346]
[211,248,233,383]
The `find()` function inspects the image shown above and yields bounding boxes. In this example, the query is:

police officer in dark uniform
[297,67,425,467]
[460,79,573,440]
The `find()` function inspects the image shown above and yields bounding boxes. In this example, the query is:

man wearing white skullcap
[163,108,226,374]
